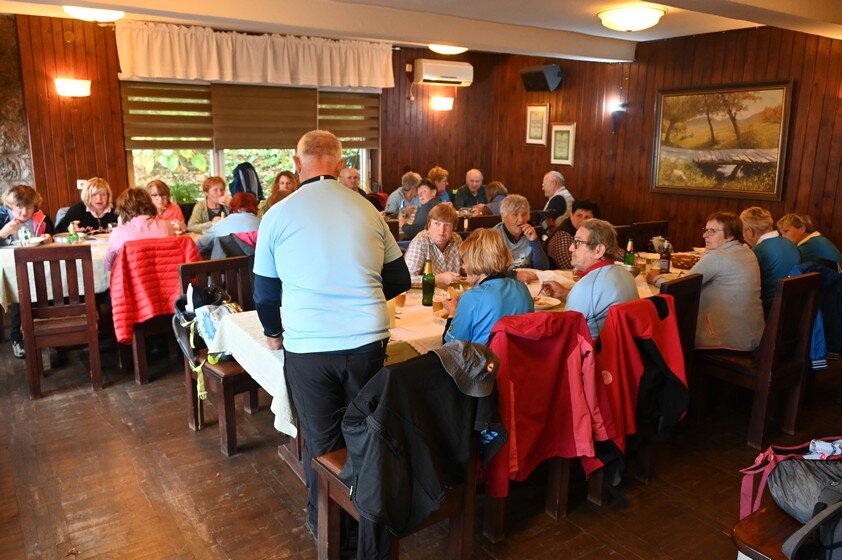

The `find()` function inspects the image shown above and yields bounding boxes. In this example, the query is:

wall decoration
[550,123,575,166]
[651,81,791,200]
[526,103,549,145]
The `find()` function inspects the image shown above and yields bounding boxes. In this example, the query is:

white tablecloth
[205,292,447,436]
[0,240,111,311]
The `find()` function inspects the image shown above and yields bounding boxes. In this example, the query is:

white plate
[10,236,47,247]
[533,296,561,310]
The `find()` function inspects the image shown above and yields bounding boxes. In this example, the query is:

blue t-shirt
[445,276,534,345]
[254,178,403,353]
[753,234,801,310]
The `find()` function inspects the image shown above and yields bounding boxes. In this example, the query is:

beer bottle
[421,259,435,306]
[659,240,672,274]
[623,238,635,269]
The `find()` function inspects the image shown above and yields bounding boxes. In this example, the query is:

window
[130,149,213,204]
[221,149,295,197]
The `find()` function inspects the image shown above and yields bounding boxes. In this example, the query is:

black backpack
[229,162,263,200]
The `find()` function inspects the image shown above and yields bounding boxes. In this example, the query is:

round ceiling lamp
[62,6,126,22]
[597,6,665,32]
[428,44,468,55]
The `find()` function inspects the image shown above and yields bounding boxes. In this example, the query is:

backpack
[229,162,263,200]
[741,438,842,559]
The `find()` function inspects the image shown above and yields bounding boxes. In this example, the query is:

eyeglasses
[702,228,723,236]
[571,238,595,249]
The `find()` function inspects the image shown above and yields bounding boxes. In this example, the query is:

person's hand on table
[403,205,416,216]
[471,204,489,216]
[398,212,407,229]
[516,269,539,284]
[541,280,569,300]
[442,292,460,317]
[265,336,283,350]
[435,271,462,287]
[41,233,53,244]
[520,222,539,241]
[645,270,661,285]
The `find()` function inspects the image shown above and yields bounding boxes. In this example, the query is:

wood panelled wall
[15,15,127,219]
[489,27,842,250]
[379,48,496,190]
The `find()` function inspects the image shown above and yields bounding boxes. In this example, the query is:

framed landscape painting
[550,123,575,166]
[526,104,549,145]
[651,81,792,201]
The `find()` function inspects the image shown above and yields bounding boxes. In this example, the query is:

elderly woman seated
[444,228,534,344]
[541,218,638,339]
[403,203,462,288]
[777,213,842,269]
[147,179,186,233]
[259,171,298,217]
[740,206,801,313]
[105,187,173,271]
[471,181,508,216]
[55,177,117,233]
[188,176,231,233]
[649,211,764,350]
[545,199,600,270]
[492,194,549,270]
[399,179,440,241]
[196,192,261,258]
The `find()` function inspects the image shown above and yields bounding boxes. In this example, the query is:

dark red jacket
[484,311,615,498]
[110,236,201,343]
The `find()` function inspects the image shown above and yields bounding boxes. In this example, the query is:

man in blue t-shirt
[253,130,410,534]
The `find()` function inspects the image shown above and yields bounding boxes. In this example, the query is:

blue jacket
[790,262,842,369]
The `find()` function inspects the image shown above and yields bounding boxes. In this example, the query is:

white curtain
[116,21,394,89]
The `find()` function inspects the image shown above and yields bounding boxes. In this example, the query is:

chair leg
[317,474,341,560]
[635,441,654,484]
[483,495,506,543]
[448,458,477,560]
[781,375,806,436]
[132,329,149,385]
[244,387,259,414]
[89,334,102,390]
[218,382,237,456]
[184,358,200,431]
[587,469,605,507]
[25,343,42,399]
[545,457,571,519]
[747,381,773,450]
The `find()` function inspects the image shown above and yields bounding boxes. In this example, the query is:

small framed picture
[526,104,549,145]
[550,123,576,166]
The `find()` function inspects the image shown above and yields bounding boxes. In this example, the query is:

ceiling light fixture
[428,44,468,55]
[62,6,125,22]
[597,6,664,32]
[55,78,91,97]
[430,96,454,111]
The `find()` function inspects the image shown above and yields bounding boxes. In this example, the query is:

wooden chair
[613,225,632,246]
[466,214,501,230]
[14,244,101,398]
[386,219,400,242]
[179,256,261,456]
[631,220,669,252]
[694,273,822,449]
[732,503,799,560]
[312,444,476,560]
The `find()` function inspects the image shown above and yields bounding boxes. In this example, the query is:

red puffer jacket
[110,236,201,343]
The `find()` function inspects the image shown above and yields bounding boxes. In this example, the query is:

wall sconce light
[55,78,92,97]
[431,96,454,111]
[597,6,664,32]
[609,101,627,134]
[428,44,468,55]
[62,5,125,22]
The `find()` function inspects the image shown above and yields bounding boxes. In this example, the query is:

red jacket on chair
[110,236,201,343]
[595,294,688,456]
[484,311,615,498]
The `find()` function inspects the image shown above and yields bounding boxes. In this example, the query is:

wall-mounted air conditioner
[413,58,474,87]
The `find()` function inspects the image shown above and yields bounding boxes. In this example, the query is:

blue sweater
[445,276,534,344]
[492,222,549,270]
[799,234,842,267]
[753,234,801,310]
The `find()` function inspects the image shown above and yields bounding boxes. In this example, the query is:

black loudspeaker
[520,64,563,92]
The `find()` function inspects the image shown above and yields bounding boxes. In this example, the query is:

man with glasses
[540,219,638,338]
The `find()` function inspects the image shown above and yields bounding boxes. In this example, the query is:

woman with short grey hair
[491,194,549,270]
[384,171,422,217]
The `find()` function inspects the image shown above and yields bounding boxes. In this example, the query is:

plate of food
[533,296,561,310]
[13,235,48,247]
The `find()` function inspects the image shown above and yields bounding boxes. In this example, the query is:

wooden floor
[1,336,840,560]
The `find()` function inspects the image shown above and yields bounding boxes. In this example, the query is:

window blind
[211,85,317,149]
[121,82,213,149]
[317,92,380,149]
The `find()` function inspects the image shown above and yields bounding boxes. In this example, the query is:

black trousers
[284,340,388,530]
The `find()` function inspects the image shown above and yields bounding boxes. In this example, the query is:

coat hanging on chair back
[229,162,263,200]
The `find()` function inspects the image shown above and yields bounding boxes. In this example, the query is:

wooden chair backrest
[387,219,400,242]
[467,214,501,231]
[631,221,669,252]
[613,225,632,246]
[758,272,821,374]
[14,244,97,322]
[659,273,703,365]
[179,256,254,311]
